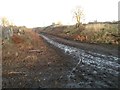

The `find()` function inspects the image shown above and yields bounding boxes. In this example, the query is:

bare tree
[73,7,84,27]
[1,17,14,40]
[1,17,10,27]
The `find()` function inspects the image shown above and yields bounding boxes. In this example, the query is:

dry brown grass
[85,24,105,31]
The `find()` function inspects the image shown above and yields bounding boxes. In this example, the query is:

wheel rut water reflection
[40,34,119,88]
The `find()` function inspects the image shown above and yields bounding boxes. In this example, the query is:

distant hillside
[39,23,119,45]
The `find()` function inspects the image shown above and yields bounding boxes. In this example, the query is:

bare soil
[2,30,76,88]
[41,33,118,57]
[2,30,119,88]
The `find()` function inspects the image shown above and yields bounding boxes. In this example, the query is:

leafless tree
[1,17,10,27]
[1,17,14,40]
[73,7,84,27]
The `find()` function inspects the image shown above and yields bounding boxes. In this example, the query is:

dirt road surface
[40,33,119,88]
[2,31,119,88]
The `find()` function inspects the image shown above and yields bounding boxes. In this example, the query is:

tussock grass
[42,23,119,44]
[62,24,119,44]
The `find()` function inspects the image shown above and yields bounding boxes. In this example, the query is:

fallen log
[28,50,43,53]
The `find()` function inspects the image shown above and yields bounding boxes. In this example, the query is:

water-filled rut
[40,34,120,88]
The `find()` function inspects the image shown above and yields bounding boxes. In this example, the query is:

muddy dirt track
[40,33,120,88]
[2,32,119,88]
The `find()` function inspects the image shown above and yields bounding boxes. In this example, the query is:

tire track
[40,34,120,88]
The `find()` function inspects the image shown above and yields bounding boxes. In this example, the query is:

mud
[40,33,119,88]
[2,31,119,88]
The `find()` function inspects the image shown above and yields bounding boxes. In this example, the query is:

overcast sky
[0,0,119,27]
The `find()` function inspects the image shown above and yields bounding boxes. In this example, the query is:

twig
[67,57,83,80]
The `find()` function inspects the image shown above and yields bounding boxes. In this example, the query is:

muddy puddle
[40,34,120,88]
